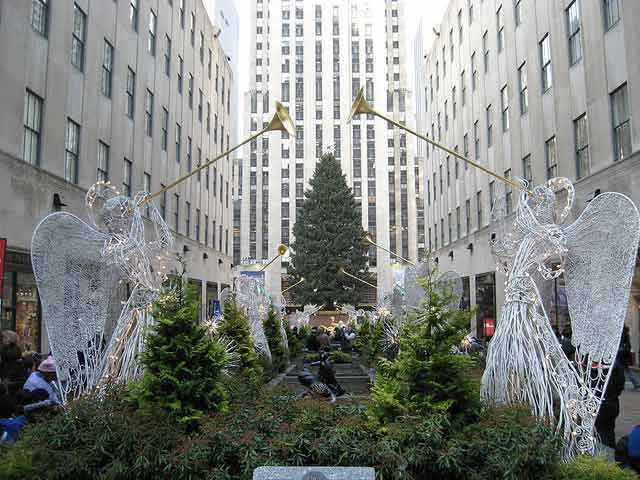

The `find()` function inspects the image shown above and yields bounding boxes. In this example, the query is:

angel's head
[86,182,137,235]
[527,178,575,225]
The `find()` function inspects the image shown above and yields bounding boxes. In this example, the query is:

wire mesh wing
[563,192,640,363]
[31,212,122,402]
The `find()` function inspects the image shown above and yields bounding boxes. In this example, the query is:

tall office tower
[239,0,418,303]
[0,0,234,351]
[415,0,640,342]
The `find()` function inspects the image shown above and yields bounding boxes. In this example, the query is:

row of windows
[426,83,631,250]
[31,1,230,115]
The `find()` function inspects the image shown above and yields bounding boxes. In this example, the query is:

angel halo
[482,176,640,458]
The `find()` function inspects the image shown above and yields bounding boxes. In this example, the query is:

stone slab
[253,467,375,480]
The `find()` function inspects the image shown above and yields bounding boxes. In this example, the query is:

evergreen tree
[134,282,230,425]
[289,153,369,307]
[263,306,288,374]
[368,268,480,426]
[216,293,264,388]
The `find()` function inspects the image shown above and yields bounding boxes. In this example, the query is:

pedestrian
[23,356,60,404]
[317,328,330,350]
[621,325,640,390]
[595,344,626,449]
[615,425,640,474]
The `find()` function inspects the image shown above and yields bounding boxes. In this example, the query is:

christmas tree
[134,281,230,425]
[289,153,370,307]
[216,293,264,388]
[368,268,479,426]
[263,306,288,374]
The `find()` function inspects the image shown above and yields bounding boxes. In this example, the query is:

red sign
[0,238,6,296]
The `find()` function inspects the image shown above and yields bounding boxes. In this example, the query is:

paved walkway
[617,386,640,439]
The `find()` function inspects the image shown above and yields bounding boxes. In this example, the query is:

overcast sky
[232,0,451,137]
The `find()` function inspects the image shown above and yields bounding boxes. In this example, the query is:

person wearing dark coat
[595,346,626,449]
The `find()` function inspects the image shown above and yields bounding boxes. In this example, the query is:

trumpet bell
[266,101,295,136]
[347,87,375,123]
[277,244,288,256]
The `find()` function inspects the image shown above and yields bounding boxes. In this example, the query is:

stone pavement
[616,386,640,439]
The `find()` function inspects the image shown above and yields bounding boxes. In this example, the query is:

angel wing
[31,212,122,402]
[563,192,640,364]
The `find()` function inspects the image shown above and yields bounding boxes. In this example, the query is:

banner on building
[212,299,222,321]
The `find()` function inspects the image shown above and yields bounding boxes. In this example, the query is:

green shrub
[305,351,353,364]
[216,292,264,388]
[0,390,567,480]
[354,315,386,367]
[442,406,562,480]
[263,306,289,375]
[545,454,638,480]
[368,270,479,426]
[131,282,230,425]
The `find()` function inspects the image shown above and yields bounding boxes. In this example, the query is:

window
[515,0,522,26]
[101,40,114,98]
[187,137,192,170]
[603,0,621,31]
[175,123,181,162]
[465,199,471,234]
[461,70,466,105]
[518,63,528,115]
[476,191,483,228]
[471,53,477,90]
[468,0,474,24]
[165,36,171,76]
[567,2,581,65]
[185,202,191,236]
[148,10,157,55]
[160,186,166,219]
[190,12,195,46]
[497,6,504,52]
[71,4,86,71]
[31,0,48,36]
[452,87,457,119]
[121,68,135,121]
[179,0,185,28]
[474,120,480,158]
[188,74,193,108]
[204,214,209,244]
[504,169,512,213]
[200,32,204,63]
[144,172,151,200]
[458,9,463,43]
[97,141,109,181]
[456,207,461,239]
[23,90,43,166]
[522,154,532,183]
[545,136,558,179]
[574,114,590,178]
[123,158,132,197]
[489,181,496,209]
[174,194,180,231]
[482,31,489,73]
[486,105,493,147]
[144,90,153,136]
[177,56,183,93]
[540,35,552,92]
[161,108,168,151]
[501,86,509,132]
[195,208,200,241]
[198,89,203,122]
[611,83,631,161]
[65,119,80,183]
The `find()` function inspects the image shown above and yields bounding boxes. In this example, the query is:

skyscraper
[238,0,420,302]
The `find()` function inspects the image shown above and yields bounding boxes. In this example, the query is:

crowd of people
[305,324,356,353]
[0,330,60,444]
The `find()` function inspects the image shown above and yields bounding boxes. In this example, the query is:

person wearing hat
[23,356,60,404]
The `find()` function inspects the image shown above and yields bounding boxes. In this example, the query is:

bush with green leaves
[305,351,353,364]
[130,282,230,425]
[216,293,264,388]
[0,388,582,480]
[354,315,386,367]
[368,270,479,426]
[545,454,638,480]
[263,306,289,374]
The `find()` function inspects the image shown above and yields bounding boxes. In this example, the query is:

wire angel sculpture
[31,182,173,403]
[481,177,640,457]
[235,274,272,360]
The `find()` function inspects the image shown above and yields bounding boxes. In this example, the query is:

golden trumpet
[282,276,304,294]
[260,243,289,271]
[348,88,527,194]
[339,267,378,291]
[144,102,294,205]
[364,232,416,266]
